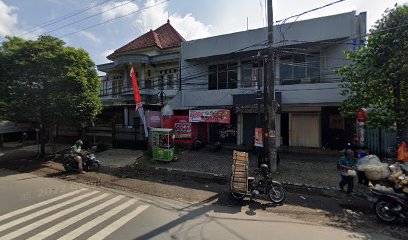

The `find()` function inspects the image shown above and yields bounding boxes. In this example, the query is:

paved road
[0,169,396,240]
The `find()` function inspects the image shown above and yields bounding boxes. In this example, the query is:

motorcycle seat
[373,189,408,200]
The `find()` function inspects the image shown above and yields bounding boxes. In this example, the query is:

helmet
[345,149,354,159]
[76,140,83,146]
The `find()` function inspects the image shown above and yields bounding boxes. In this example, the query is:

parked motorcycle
[213,139,222,152]
[193,139,204,150]
[231,163,285,204]
[63,151,101,172]
[368,188,408,223]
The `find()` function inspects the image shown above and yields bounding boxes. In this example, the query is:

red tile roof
[107,20,185,60]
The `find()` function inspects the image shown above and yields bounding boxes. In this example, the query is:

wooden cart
[231,150,249,194]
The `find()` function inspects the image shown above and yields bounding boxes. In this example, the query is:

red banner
[189,109,230,124]
[130,66,148,137]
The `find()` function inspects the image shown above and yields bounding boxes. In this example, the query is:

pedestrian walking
[338,149,356,193]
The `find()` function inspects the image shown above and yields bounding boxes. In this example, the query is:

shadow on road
[1,147,407,239]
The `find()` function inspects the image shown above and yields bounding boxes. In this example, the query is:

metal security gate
[112,125,147,149]
[366,128,397,157]
[290,113,320,147]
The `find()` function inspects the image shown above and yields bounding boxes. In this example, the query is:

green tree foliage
[339,5,408,138]
[0,35,102,156]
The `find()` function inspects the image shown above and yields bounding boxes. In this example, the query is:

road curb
[152,166,229,182]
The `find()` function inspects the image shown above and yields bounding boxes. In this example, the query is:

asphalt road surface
[0,169,396,240]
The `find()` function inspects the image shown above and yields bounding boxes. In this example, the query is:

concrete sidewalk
[0,143,369,194]
[80,146,368,193]
[97,148,144,168]
[151,146,369,193]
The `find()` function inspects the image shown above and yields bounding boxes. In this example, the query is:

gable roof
[107,20,185,60]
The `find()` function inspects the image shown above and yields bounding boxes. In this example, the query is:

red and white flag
[130,66,148,138]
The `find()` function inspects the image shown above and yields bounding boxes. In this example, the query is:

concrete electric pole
[265,0,277,172]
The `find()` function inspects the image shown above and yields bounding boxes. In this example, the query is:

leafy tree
[0,35,102,157]
[339,5,408,139]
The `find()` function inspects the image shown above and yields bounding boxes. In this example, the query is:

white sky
[0,0,406,65]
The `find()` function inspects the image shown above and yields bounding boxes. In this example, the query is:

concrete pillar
[124,107,129,126]
[123,67,129,95]
[288,113,292,146]
[276,113,281,147]
[140,64,145,89]
[275,57,280,86]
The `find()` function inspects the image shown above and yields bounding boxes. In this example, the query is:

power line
[19,0,113,37]
[276,0,346,43]
[59,0,170,39]
[275,0,346,24]
[44,0,140,37]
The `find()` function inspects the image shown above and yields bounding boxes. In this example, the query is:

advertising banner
[254,128,263,147]
[147,111,162,128]
[174,121,192,139]
[189,109,230,124]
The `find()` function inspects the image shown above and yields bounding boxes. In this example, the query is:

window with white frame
[111,74,123,97]
[156,68,178,90]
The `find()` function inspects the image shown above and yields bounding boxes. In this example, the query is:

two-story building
[163,11,366,150]
[96,20,185,147]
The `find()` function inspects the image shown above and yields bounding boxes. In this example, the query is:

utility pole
[256,52,263,167]
[256,52,262,128]
[265,0,277,172]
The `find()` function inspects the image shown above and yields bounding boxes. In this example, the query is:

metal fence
[112,124,147,149]
[366,128,397,157]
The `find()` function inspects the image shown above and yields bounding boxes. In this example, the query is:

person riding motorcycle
[69,140,86,173]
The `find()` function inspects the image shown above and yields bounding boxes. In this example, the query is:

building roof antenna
[247,16,249,30]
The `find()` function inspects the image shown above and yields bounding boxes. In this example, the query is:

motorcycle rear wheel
[87,162,100,172]
[374,201,398,223]
[268,183,285,204]
[231,191,245,200]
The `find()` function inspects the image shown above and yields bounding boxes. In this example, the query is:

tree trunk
[40,122,46,158]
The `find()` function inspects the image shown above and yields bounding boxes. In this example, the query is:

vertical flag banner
[130,66,148,138]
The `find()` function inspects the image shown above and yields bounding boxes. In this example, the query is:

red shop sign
[189,109,230,124]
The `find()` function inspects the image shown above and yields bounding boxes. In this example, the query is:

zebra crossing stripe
[87,205,150,240]
[0,190,99,233]
[26,195,128,240]
[0,192,110,240]
[0,188,87,223]
[57,199,139,240]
